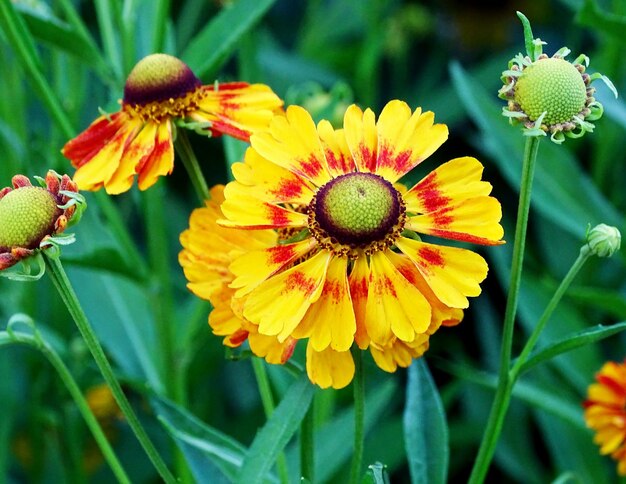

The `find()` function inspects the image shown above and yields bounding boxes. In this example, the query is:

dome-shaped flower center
[123,53,202,106]
[0,187,60,249]
[515,57,587,125]
[314,172,401,246]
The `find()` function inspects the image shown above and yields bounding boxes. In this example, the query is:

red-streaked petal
[395,237,489,309]
[348,253,370,349]
[192,82,283,141]
[251,105,331,186]
[317,121,355,177]
[375,101,448,182]
[229,238,318,297]
[219,185,308,230]
[62,112,127,166]
[230,147,315,205]
[72,117,143,191]
[292,256,356,352]
[135,121,174,191]
[242,250,332,342]
[105,122,158,194]
[306,343,355,389]
[364,251,431,345]
[344,104,377,172]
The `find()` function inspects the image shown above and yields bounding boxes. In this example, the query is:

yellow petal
[136,121,174,191]
[105,122,158,194]
[348,253,370,349]
[395,237,489,308]
[317,121,355,177]
[306,343,355,389]
[344,104,377,173]
[370,335,429,373]
[251,105,331,186]
[364,251,431,345]
[220,183,308,229]
[375,101,448,182]
[243,250,332,341]
[293,256,356,352]
[230,238,318,297]
[231,147,316,205]
[73,118,142,191]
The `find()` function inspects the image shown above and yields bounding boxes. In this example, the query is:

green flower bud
[586,224,621,258]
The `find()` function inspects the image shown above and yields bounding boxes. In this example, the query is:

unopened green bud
[587,224,621,258]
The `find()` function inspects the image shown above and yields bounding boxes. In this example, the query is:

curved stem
[251,358,290,484]
[468,136,540,484]
[175,130,211,203]
[511,246,592,378]
[43,254,177,484]
[1,330,131,484]
[349,348,365,484]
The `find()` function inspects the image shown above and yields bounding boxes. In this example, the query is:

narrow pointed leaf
[403,359,449,484]
[237,374,314,484]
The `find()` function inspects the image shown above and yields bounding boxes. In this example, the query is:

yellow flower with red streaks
[179,185,296,365]
[62,53,283,194]
[584,359,626,476]
[218,100,504,384]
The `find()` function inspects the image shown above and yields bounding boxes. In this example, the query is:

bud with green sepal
[498,12,617,144]
[0,170,85,275]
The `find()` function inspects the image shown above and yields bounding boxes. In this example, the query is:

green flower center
[123,53,201,106]
[0,187,60,249]
[314,172,401,246]
[515,58,587,125]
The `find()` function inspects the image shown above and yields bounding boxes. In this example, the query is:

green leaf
[154,398,260,483]
[237,374,314,484]
[403,359,449,484]
[62,247,146,283]
[14,3,110,78]
[449,61,623,239]
[518,322,626,375]
[182,0,277,79]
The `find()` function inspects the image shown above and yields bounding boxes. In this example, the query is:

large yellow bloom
[584,359,626,476]
[218,100,504,384]
[62,54,283,194]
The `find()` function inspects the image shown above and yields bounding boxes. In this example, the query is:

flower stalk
[175,129,211,203]
[468,136,539,484]
[43,253,177,484]
[349,346,365,484]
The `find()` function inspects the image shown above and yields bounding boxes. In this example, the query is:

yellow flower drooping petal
[63,54,283,194]
[306,343,355,389]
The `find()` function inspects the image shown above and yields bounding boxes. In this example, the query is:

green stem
[349,347,365,484]
[511,247,592,378]
[1,330,131,484]
[300,400,315,482]
[175,129,211,202]
[251,358,290,484]
[94,0,123,80]
[468,136,539,484]
[43,254,177,484]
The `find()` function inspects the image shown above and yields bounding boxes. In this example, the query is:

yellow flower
[0,171,80,271]
[62,53,283,194]
[179,185,296,365]
[584,359,626,476]
[218,100,504,385]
